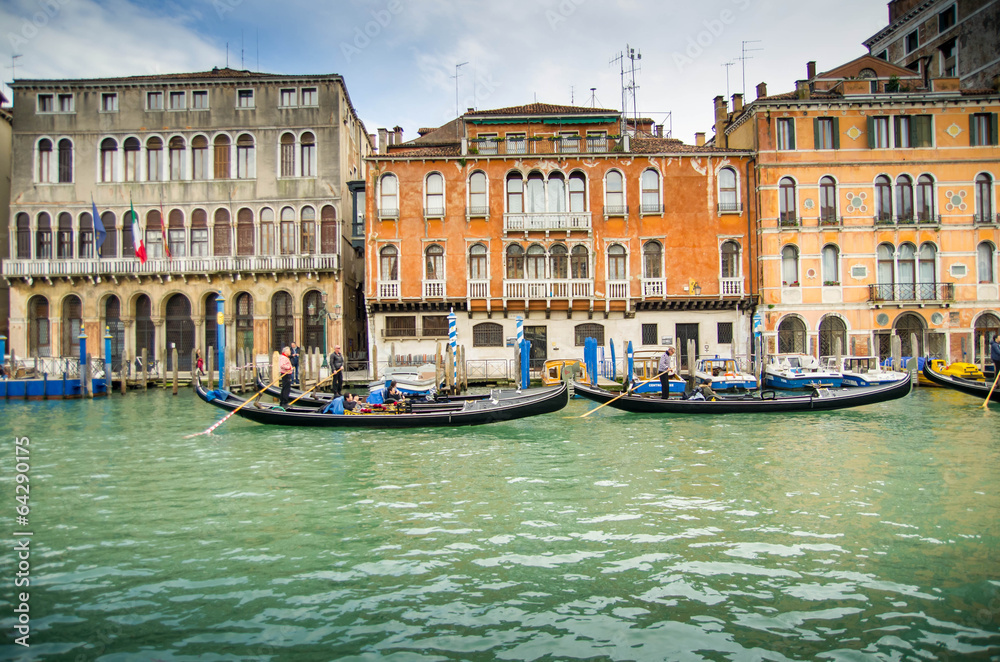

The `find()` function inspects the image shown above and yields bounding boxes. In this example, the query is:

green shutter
[991,113,999,146]
[832,118,840,149]
[813,118,820,149]
[867,116,875,149]
[970,114,979,146]
[895,116,904,147]
[789,120,796,150]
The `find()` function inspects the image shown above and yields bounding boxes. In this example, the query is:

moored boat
[694,356,757,391]
[922,360,1000,402]
[368,363,440,396]
[541,359,588,387]
[820,355,908,387]
[763,353,843,389]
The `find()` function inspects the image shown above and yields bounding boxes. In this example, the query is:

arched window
[779,177,796,224]
[165,294,194,371]
[16,213,30,259]
[101,211,117,258]
[279,206,296,254]
[425,244,444,280]
[916,174,935,222]
[271,292,294,352]
[473,322,503,347]
[257,207,274,255]
[191,209,208,256]
[469,243,488,280]
[574,323,605,346]
[135,294,155,364]
[642,169,662,213]
[78,212,94,258]
[918,242,936,293]
[569,172,586,212]
[550,244,568,279]
[57,211,73,259]
[781,244,799,285]
[822,244,840,284]
[898,243,917,299]
[214,134,231,179]
[214,208,231,256]
[718,168,738,212]
[819,315,847,356]
[123,209,137,257]
[547,172,566,213]
[105,295,124,371]
[506,172,524,213]
[165,209,184,257]
[875,175,892,222]
[380,245,399,280]
[28,296,50,357]
[236,134,255,179]
[877,243,895,299]
[62,295,82,356]
[302,290,324,352]
[896,174,914,221]
[979,242,996,284]
[469,172,488,215]
[506,244,524,279]
[300,206,316,254]
[777,316,806,353]
[146,137,162,181]
[976,173,994,222]
[100,137,118,182]
[526,172,545,213]
[36,212,52,259]
[605,170,625,214]
[425,173,445,216]
[192,135,208,180]
[300,132,315,177]
[379,174,398,217]
[819,176,837,223]
[571,245,589,279]
[608,244,627,281]
[124,137,140,181]
[721,241,740,278]
[320,205,336,254]
[280,132,295,177]
[37,139,53,183]
[643,241,662,279]
[234,292,254,358]
[58,138,73,182]
[237,207,254,256]
[526,244,546,279]
[144,210,163,259]
[169,136,185,180]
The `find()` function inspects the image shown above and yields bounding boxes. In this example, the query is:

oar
[185,375,282,438]
[288,367,343,406]
[982,370,1000,409]
[577,370,670,418]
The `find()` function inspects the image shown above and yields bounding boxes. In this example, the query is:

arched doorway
[105,295,124,371]
[62,295,82,356]
[894,312,926,358]
[974,312,1000,362]
[135,295,155,368]
[818,315,847,356]
[165,294,194,371]
[777,316,807,354]
[271,292,294,352]
[302,290,324,352]
[235,292,254,359]
[28,296,50,357]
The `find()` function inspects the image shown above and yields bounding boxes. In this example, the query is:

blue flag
[92,198,106,256]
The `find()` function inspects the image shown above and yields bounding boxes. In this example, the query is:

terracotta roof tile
[630,137,745,154]
[467,102,618,117]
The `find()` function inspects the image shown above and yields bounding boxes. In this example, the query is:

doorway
[676,323,699,372]
[523,326,547,370]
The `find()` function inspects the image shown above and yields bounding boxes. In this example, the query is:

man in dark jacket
[330,345,345,396]
[991,334,1000,378]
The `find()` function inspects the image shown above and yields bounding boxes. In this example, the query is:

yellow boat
[542,359,588,386]
[917,358,984,386]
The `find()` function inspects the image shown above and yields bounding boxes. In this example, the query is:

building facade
[365,104,757,374]
[3,68,371,370]
[720,56,1000,363]
[0,96,12,338]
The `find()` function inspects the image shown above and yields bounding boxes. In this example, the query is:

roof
[630,136,745,154]
[465,102,619,118]
[407,117,465,146]
[13,67,342,87]
[863,0,936,48]
[813,54,919,83]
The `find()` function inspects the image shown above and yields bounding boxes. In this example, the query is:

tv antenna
[610,44,641,135]
[5,54,22,104]
[737,40,763,97]
[721,61,735,99]
[589,87,597,108]
[452,62,468,117]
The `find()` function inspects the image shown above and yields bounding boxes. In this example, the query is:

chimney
[713,95,728,147]
[369,134,377,150]
[393,125,404,145]
[377,128,388,153]
[795,80,811,100]
[731,93,743,113]
[695,132,706,146]
[807,61,817,80]
[756,82,768,100]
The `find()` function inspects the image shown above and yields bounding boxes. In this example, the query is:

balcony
[641,202,665,215]
[720,277,744,296]
[378,280,400,299]
[467,280,490,299]
[867,282,955,304]
[604,205,629,218]
[819,215,843,228]
[778,214,799,228]
[718,202,743,214]
[974,212,1000,225]
[874,213,941,227]
[873,213,894,226]
[423,206,445,218]
[378,207,399,220]
[422,280,446,299]
[467,206,490,219]
[2,254,341,280]
[467,136,624,157]
[503,279,593,300]
[503,212,592,233]
[607,280,629,300]
[641,278,665,298]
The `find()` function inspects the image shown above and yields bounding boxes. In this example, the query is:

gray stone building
[3,68,371,372]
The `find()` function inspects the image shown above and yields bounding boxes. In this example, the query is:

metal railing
[868,282,955,303]
[779,214,799,227]
[2,254,340,278]
[973,212,1000,224]
[819,215,843,227]
[718,202,742,213]
[467,136,624,157]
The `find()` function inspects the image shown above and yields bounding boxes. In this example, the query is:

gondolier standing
[330,345,345,396]
[279,346,294,408]
[991,334,1000,376]
[658,347,677,399]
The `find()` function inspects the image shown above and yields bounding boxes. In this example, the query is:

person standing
[991,333,1000,378]
[330,344,345,396]
[278,346,294,408]
[290,342,300,384]
[658,347,677,399]
[195,349,205,376]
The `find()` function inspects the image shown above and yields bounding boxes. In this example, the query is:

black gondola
[573,373,912,414]
[922,361,1000,402]
[195,379,569,428]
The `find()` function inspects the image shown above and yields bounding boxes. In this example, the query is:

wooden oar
[186,375,282,438]
[982,370,1000,409]
[288,367,343,406]
[577,370,670,418]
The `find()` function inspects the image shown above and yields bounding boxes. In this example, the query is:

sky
[0,0,892,144]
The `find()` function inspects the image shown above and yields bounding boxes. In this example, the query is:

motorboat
[368,363,439,396]
[820,355,909,387]
[694,356,757,391]
[763,353,843,389]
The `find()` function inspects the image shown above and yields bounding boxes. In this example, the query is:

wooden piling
[121,351,128,395]
[207,346,214,390]
[85,353,93,399]
[911,332,920,382]
[686,339,697,394]
[141,348,148,390]
[172,347,179,395]
[371,345,378,381]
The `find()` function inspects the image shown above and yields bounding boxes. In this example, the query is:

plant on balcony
[468,147,479,155]
[782,281,799,287]
[823,280,840,286]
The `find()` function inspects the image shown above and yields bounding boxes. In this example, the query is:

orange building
[718,56,1000,362]
[365,104,756,374]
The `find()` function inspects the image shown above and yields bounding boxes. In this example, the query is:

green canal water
[1,385,999,661]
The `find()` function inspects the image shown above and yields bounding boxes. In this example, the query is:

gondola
[573,372,912,414]
[195,379,569,428]
[922,361,1000,402]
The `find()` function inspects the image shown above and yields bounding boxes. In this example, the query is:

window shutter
[832,118,840,149]
[867,117,875,149]
[788,120,796,150]
[909,116,917,147]
[895,117,903,147]
[970,114,978,146]
[813,118,820,149]
[991,113,999,146]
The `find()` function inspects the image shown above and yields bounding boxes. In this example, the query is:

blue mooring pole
[104,329,113,396]
[216,297,226,389]
[0,335,6,370]
[78,331,88,397]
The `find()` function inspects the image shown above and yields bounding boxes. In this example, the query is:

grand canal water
[1,384,998,661]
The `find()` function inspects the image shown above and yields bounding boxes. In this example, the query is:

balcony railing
[503,212,592,232]
[422,280,446,298]
[874,213,894,225]
[720,277,744,296]
[641,278,665,297]
[819,215,843,227]
[2,254,340,279]
[378,280,400,299]
[874,213,942,226]
[779,214,799,227]
[467,136,623,157]
[467,279,490,299]
[718,202,742,213]
[423,206,445,218]
[607,280,629,299]
[467,206,490,218]
[974,212,1000,225]
[641,202,665,214]
[868,282,955,303]
[503,279,593,299]
[604,205,629,217]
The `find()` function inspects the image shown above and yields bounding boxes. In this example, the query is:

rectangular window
[895,116,912,148]
[191,229,208,256]
[422,316,448,337]
[717,322,734,344]
[279,88,297,107]
[280,222,296,254]
[776,118,795,150]
[911,115,933,147]
[477,133,498,155]
[905,30,919,54]
[58,94,74,112]
[147,91,163,110]
[814,117,838,149]
[169,91,185,110]
[871,116,890,148]
[385,316,417,338]
[300,87,317,106]
[586,131,608,153]
[37,94,53,112]
[506,132,527,155]
[970,113,998,146]
[168,229,186,257]
[939,4,956,31]
[101,93,118,112]
[559,132,580,153]
[939,38,957,77]
[876,49,888,61]
[192,90,209,109]
[641,324,658,346]
[237,89,254,108]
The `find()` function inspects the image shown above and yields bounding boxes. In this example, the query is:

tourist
[698,377,719,401]
[344,393,360,411]
[991,334,1000,377]
[278,346,294,408]
[330,345,345,396]
[195,349,205,376]
[290,342,300,384]
[658,347,677,399]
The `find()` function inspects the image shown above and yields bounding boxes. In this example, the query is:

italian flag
[131,198,147,264]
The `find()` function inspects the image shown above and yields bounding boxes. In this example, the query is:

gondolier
[658,347,676,399]
[991,334,1000,372]
[278,347,294,408]
[330,345,345,396]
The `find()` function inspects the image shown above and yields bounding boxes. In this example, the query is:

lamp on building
[308,292,342,368]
